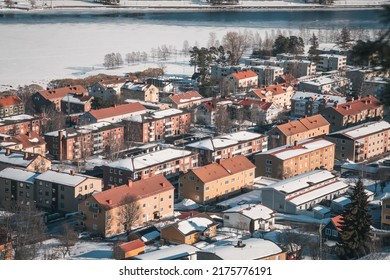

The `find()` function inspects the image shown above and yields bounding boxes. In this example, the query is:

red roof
[176,210,200,220]
[332,96,382,116]
[89,102,146,121]
[119,239,145,252]
[2,132,46,148]
[93,174,174,210]
[38,85,87,100]
[276,115,330,137]
[232,70,257,80]
[168,91,203,105]
[236,99,273,111]
[0,96,22,107]
[331,215,343,231]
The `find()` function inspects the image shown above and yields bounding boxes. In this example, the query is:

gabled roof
[235,99,273,111]
[0,96,22,107]
[97,78,129,89]
[275,115,329,137]
[329,96,382,116]
[36,170,95,187]
[37,85,87,100]
[0,132,46,149]
[0,150,45,167]
[219,155,255,174]
[223,203,274,220]
[328,120,390,140]
[167,213,216,236]
[88,102,146,121]
[231,70,257,80]
[0,167,39,184]
[331,215,343,231]
[263,83,292,95]
[119,239,145,253]
[168,91,203,105]
[92,175,174,210]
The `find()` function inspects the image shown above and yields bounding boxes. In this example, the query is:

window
[195,186,200,192]
[79,186,82,192]
[92,224,98,230]
[160,198,164,202]
[85,201,90,206]
[266,159,272,165]
[265,167,272,173]
[60,185,64,191]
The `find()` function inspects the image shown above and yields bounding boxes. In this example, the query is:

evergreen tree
[288,36,305,55]
[337,180,372,259]
[336,27,353,51]
[272,35,289,55]
[308,33,320,62]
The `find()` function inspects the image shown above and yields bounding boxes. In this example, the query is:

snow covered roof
[266,170,335,195]
[253,176,280,188]
[36,170,90,187]
[216,190,262,209]
[292,91,347,104]
[289,181,349,206]
[223,203,274,220]
[0,167,38,184]
[140,231,160,242]
[0,114,35,125]
[44,129,78,138]
[177,217,215,235]
[201,238,282,260]
[133,244,198,260]
[61,94,89,105]
[78,121,115,131]
[329,121,390,139]
[0,150,35,167]
[106,148,193,171]
[174,198,200,211]
[313,205,330,215]
[219,131,264,142]
[332,196,351,206]
[151,108,183,119]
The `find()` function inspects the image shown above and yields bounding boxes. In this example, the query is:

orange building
[246,83,294,109]
[0,114,41,136]
[268,114,330,149]
[0,132,46,155]
[115,239,145,260]
[179,155,255,204]
[165,91,203,109]
[321,95,383,132]
[254,138,335,179]
[225,70,258,92]
[78,175,175,238]
[0,95,24,118]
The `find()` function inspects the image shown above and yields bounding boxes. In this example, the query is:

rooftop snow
[332,196,351,206]
[177,217,214,235]
[266,170,335,195]
[44,129,78,137]
[151,108,183,119]
[0,114,35,124]
[140,231,160,242]
[201,238,281,260]
[289,181,349,206]
[224,203,274,220]
[106,148,193,171]
[220,131,263,142]
[0,151,34,166]
[36,170,88,187]
[334,121,390,139]
[253,176,280,188]
[292,91,347,104]
[272,139,334,160]
[61,94,88,104]
[0,167,38,184]
[79,121,112,131]
[133,244,198,260]
[216,190,262,209]
[313,205,331,214]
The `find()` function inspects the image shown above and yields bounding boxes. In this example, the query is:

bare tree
[104,129,124,161]
[182,40,190,56]
[214,106,232,135]
[28,0,36,7]
[4,0,14,7]
[119,195,142,237]
[16,84,43,115]
[0,203,47,260]
[58,223,78,258]
[40,104,67,134]
[207,32,219,48]
[222,31,252,65]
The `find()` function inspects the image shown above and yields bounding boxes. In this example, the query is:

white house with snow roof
[160,213,217,245]
[133,244,198,260]
[223,203,275,232]
[261,170,350,214]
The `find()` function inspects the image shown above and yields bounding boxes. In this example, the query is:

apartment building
[246,58,316,78]
[185,131,268,166]
[78,175,174,238]
[0,96,24,118]
[164,91,203,109]
[61,94,94,115]
[382,195,390,230]
[123,108,192,143]
[210,64,245,80]
[246,83,294,109]
[45,122,124,160]
[0,149,51,172]
[0,132,46,155]
[325,120,390,162]
[321,95,384,132]
[250,65,284,86]
[298,75,351,94]
[89,78,129,101]
[103,148,198,188]
[80,102,147,124]
[254,138,335,179]
[0,168,39,208]
[267,114,330,149]
[121,82,159,103]
[290,91,347,118]
[35,170,102,213]
[33,85,88,112]
[0,114,41,136]
[261,170,349,214]
[317,54,347,72]
[178,155,255,204]
[225,70,258,92]
[232,99,283,124]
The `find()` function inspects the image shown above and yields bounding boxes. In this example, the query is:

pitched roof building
[0,132,46,155]
[165,91,203,109]
[0,95,24,118]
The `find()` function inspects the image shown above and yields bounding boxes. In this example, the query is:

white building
[317,54,347,72]
[223,203,275,232]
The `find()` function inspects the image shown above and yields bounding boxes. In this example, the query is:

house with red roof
[78,174,175,238]
[0,96,24,118]
[225,70,258,93]
[245,83,294,109]
[79,102,147,124]
[322,215,343,241]
[164,91,204,109]
[33,85,88,112]
[232,99,283,124]
[89,78,129,101]
[321,95,384,132]
[114,239,145,259]
[0,131,46,155]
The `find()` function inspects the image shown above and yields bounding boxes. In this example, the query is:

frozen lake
[0,9,385,88]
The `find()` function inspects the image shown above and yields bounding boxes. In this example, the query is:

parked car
[382,160,390,166]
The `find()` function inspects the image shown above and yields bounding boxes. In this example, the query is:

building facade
[0,96,24,118]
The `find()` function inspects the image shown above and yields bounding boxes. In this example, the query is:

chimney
[5,148,11,156]
[58,130,64,161]
[333,101,338,108]
[216,158,221,165]
[26,131,30,137]
[23,152,29,160]
[70,169,75,176]
[160,182,166,188]
[294,140,298,147]
[128,180,133,188]
[106,199,112,205]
